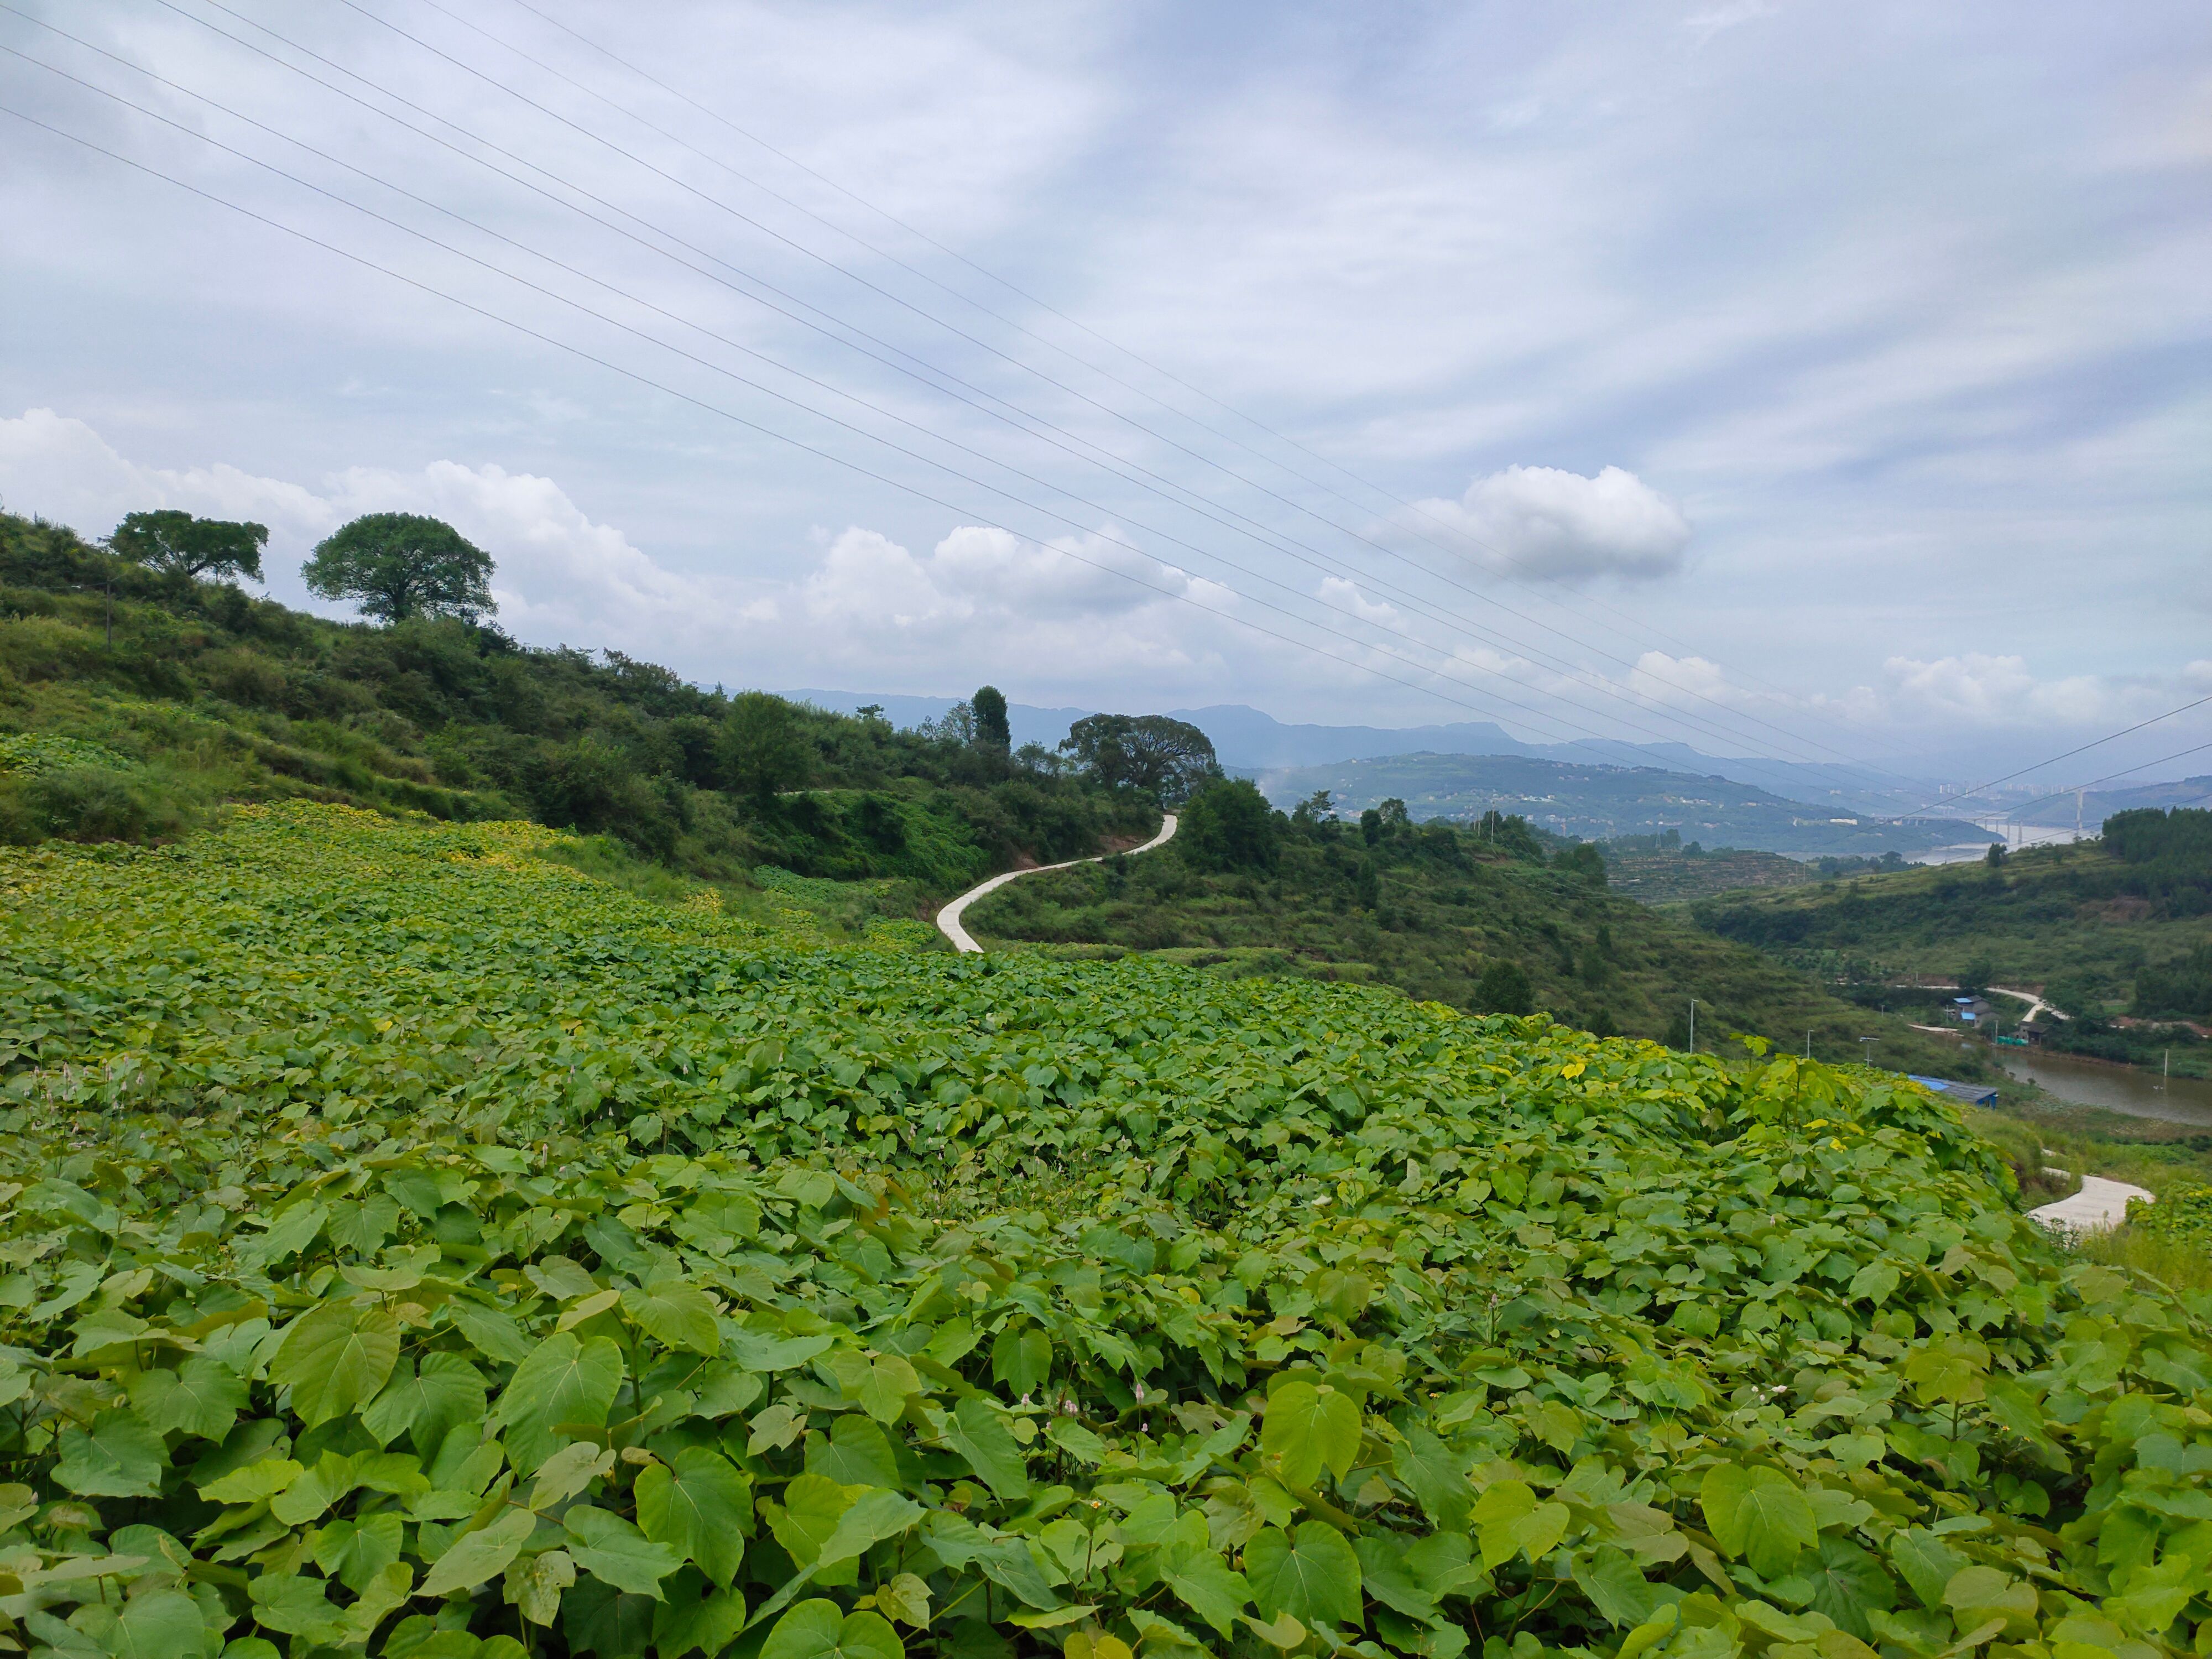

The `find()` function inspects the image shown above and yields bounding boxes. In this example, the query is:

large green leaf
[1391,1427,1473,1530]
[314,1512,404,1594]
[761,1600,904,1659]
[1163,1543,1252,1637]
[991,1326,1052,1397]
[137,1354,247,1441]
[943,1395,1030,1501]
[1699,1464,1818,1579]
[565,1505,682,1598]
[1804,1536,1897,1639]
[1244,1523,1362,1627]
[1571,1546,1657,1630]
[269,1300,400,1426]
[816,1488,924,1569]
[54,1413,165,1498]
[497,1331,624,1473]
[106,1589,207,1659]
[1352,1535,1436,1621]
[362,1352,488,1454]
[635,1448,752,1587]
[620,1277,721,1357]
[421,1506,539,1597]
[805,1415,901,1489]
[1260,1381,1360,1489]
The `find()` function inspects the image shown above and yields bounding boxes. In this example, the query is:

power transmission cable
[82,4,1898,789]
[2,99,1793,765]
[1896,690,2212,821]
[2,38,1885,779]
[1981,736,2212,825]
[310,0,1915,785]
[488,0,1929,782]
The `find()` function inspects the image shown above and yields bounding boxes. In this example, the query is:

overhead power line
[298,0,1918,790]
[58,1,1921,796]
[476,0,1930,786]
[1,37,1911,787]
[7,99,1833,765]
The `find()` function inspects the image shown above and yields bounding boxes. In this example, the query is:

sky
[2,0,2208,795]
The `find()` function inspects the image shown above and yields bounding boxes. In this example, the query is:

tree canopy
[718,691,812,804]
[972,685,1010,750]
[302,513,495,623]
[108,509,267,582]
[1060,712,1219,802]
[1177,776,1279,871]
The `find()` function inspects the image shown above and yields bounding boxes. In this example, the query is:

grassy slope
[1604,846,1820,904]
[0,509,1148,920]
[964,815,1997,1080]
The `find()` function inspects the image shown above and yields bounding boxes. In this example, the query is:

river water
[1996,1047,2212,1129]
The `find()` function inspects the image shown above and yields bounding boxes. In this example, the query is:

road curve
[2028,1174,2153,1235]
[936,813,1178,953]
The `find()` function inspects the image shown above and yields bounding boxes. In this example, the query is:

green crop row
[0,804,2207,1659]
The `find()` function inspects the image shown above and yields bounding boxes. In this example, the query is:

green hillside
[1689,820,2212,1072]
[0,510,1146,906]
[3,796,2209,1659]
[963,793,1994,1079]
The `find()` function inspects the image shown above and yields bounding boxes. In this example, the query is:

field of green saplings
[0,802,2207,1659]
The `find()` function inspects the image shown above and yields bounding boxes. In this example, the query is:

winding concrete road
[936,813,1178,953]
[2028,1175,2153,1235]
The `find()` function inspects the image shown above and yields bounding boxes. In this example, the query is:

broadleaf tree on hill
[302,512,495,623]
[108,509,268,583]
[1061,712,1219,802]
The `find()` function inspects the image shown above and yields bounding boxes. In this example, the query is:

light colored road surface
[2028,1175,2153,1234]
[936,813,1178,953]
[1989,985,2069,1022]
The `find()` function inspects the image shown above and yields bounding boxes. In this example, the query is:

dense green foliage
[1599,849,1818,907]
[2130,943,2212,1022]
[2,802,2209,1659]
[1060,717,1219,804]
[2127,1185,2212,1249]
[0,511,1146,885]
[967,806,1989,1075]
[111,513,269,586]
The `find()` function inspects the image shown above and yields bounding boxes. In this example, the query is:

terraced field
[0,804,2206,1659]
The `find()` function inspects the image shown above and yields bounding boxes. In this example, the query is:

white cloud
[1408,465,1693,585]
[0,408,330,541]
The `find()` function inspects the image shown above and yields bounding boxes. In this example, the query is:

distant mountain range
[1249,751,1962,858]
[786,690,1932,815]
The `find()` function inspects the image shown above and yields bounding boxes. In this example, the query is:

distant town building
[1947,995,1995,1025]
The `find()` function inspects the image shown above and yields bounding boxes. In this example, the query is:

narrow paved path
[936,813,1178,954]
[2028,1175,2153,1235]
[1989,985,2068,1022]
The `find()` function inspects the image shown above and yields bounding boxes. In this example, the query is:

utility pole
[1859,1036,1879,1070]
[1687,999,1696,1054]
[1805,1029,1813,1060]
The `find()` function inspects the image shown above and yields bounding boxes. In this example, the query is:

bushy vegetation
[0,511,1149,885]
[966,800,1993,1075]
[2,802,2209,1659]
[1691,832,2212,1027]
